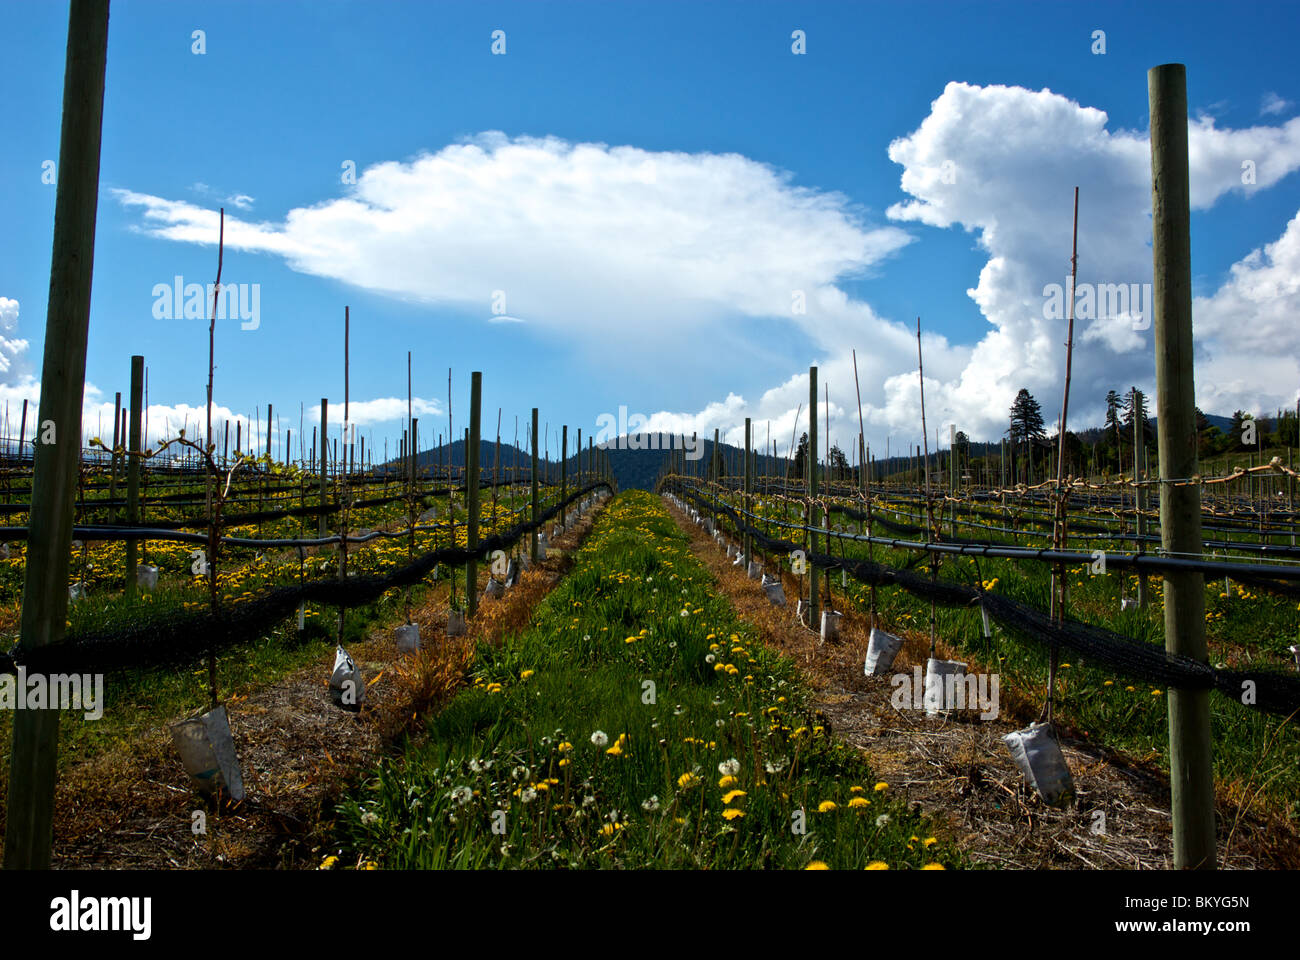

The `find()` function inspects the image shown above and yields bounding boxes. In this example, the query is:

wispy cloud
[1261,91,1292,116]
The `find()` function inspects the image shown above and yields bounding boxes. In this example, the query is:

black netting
[0,482,610,678]
[673,482,1300,719]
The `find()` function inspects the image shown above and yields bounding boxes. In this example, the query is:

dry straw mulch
[34,501,606,870]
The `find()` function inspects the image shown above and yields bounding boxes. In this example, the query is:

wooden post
[531,408,539,561]
[124,356,143,601]
[561,424,568,528]
[18,395,29,465]
[743,418,752,564]
[1150,62,1215,870]
[949,423,956,538]
[1135,387,1149,607]
[808,366,820,628]
[318,398,328,536]
[4,0,110,871]
[466,373,482,616]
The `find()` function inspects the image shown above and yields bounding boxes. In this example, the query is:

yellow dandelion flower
[864,861,889,870]
[805,860,830,870]
[873,782,889,792]
[722,808,746,820]
[818,800,838,813]
[721,789,747,804]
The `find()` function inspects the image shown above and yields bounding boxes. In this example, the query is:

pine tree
[1122,387,1149,432]
[1104,390,1122,431]
[1009,389,1045,483]
[828,443,849,480]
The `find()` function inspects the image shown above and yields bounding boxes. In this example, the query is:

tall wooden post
[531,408,539,561]
[124,356,143,601]
[318,398,328,536]
[4,0,110,871]
[560,425,568,527]
[1150,62,1215,870]
[743,418,752,564]
[808,366,820,627]
[18,398,29,465]
[466,372,482,616]
[1135,387,1149,607]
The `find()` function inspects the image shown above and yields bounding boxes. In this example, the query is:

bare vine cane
[94,432,252,707]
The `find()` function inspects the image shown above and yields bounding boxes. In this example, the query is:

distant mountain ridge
[386,412,1248,491]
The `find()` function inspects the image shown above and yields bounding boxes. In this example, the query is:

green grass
[331,490,961,870]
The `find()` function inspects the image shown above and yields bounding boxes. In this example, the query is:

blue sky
[3,0,1299,461]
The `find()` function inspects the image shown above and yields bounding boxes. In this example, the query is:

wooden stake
[4,0,110,870]
[1150,62,1215,870]
[808,366,820,629]
[1135,387,1149,607]
[531,408,539,562]
[743,417,752,564]
[318,398,328,536]
[124,356,143,601]
[466,372,482,616]
[205,208,225,707]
